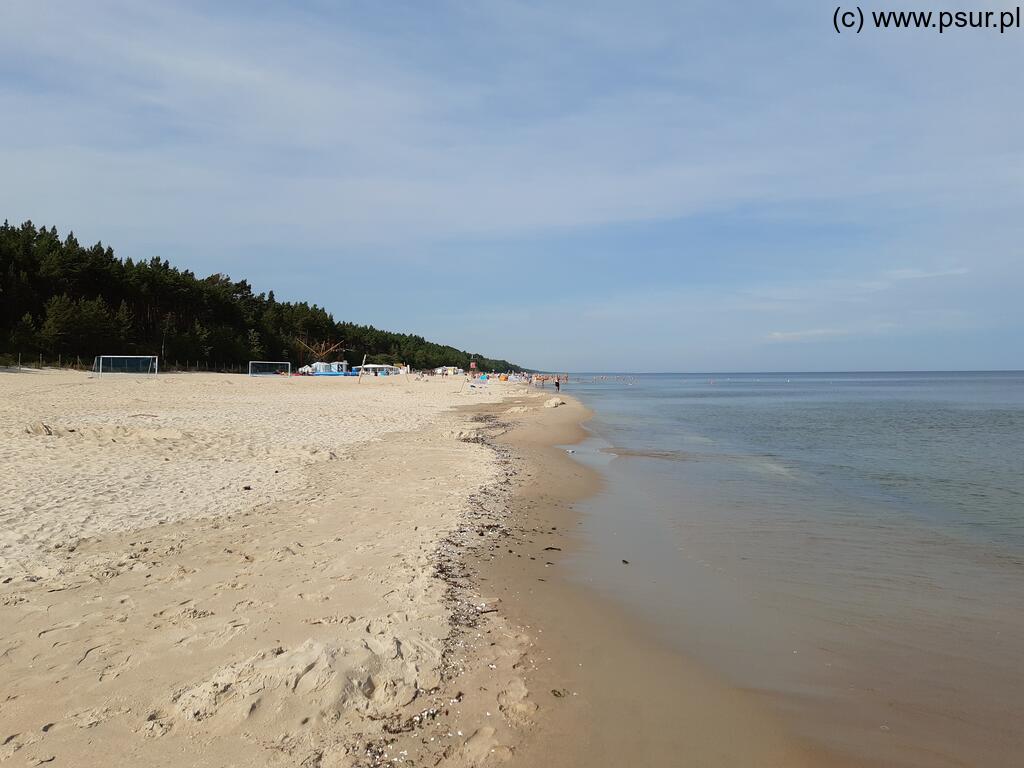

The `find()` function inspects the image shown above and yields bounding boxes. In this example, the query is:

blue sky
[2,0,1021,371]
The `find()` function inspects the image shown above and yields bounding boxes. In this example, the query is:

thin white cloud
[767,328,850,342]
[884,267,970,281]
[766,322,900,343]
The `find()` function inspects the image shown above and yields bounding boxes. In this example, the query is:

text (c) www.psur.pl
[833,6,1023,34]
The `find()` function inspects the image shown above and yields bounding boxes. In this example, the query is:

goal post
[92,355,159,375]
[248,360,291,377]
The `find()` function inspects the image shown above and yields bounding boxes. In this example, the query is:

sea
[562,372,1024,767]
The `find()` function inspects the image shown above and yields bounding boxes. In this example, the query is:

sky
[2,0,1022,371]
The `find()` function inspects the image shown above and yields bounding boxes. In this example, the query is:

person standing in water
[555,378,561,393]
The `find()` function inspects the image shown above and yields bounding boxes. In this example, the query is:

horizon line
[547,369,1024,375]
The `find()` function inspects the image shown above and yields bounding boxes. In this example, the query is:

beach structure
[248,360,291,376]
[433,366,463,376]
[354,363,404,376]
[92,355,159,375]
[296,361,351,376]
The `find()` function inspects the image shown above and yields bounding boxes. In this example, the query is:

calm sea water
[562,372,1024,767]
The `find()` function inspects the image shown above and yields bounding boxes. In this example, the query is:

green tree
[115,300,134,346]
[189,320,212,359]
[9,312,39,352]
[248,328,265,359]
[0,221,525,371]
[39,294,77,354]
[75,296,118,355]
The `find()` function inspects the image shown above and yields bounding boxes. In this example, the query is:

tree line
[0,220,523,372]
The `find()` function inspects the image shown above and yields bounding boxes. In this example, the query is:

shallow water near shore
[561,372,1024,767]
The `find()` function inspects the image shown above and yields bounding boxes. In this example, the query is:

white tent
[356,364,404,376]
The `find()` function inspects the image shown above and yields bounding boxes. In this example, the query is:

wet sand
[471,393,861,767]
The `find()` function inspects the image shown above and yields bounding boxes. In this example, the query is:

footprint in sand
[68,705,126,729]
[115,594,136,611]
[497,678,537,726]
[232,598,271,613]
[460,726,513,765]
[98,651,135,682]
[1,732,34,761]
[177,617,249,649]
[36,621,82,640]
[139,710,171,738]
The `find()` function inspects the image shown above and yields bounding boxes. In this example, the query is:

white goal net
[248,360,291,377]
[92,355,159,375]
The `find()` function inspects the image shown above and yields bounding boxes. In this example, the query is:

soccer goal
[92,355,159,375]
[248,360,291,377]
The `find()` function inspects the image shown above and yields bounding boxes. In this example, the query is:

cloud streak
[767,328,851,342]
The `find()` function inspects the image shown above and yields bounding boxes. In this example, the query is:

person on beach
[555,378,560,393]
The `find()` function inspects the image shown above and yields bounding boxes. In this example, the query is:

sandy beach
[0,369,948,767]
[0,370,559,766]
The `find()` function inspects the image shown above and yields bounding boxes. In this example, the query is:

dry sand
[1,371,499,578]
[0,370,549,767]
